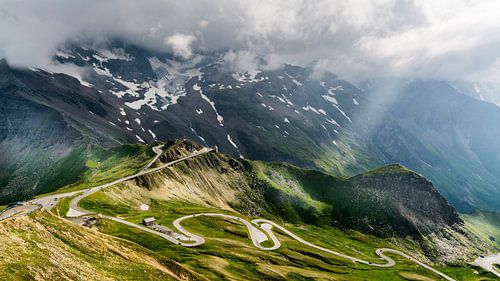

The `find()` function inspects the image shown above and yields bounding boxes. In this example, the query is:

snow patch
[227,134,238,148]
[55,51,75,59]
[232,70,264,83]
[93,66,113,77]
[125,77,186,111]
[148,129,157,139]
[285,72,302,86]
[322,95,351,122]
[421,160,433,167]
[322,95,338,105]
[195,83,224,126]
[302,105,321,115]
[135,135,145,143]
[190,126,208,146]
[45,63,93,87]
[112,77,142,98]
[325,118,340,127]
[474,83,481,93]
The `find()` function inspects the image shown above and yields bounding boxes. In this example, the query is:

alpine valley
[0,42,499,281]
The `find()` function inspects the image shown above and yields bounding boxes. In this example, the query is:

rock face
[348,165,462,236]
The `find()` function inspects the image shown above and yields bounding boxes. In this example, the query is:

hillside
[0,211,200,280]
[0,59,148,203]
[1,140,497,280]
[462,211,500,248]
[63,140,493,278]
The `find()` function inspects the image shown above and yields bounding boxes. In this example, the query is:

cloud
[164,33,196,59]
[1,0,500,81]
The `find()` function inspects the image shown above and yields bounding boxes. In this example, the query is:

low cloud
[164,33,196,59]
[1,0,500,81]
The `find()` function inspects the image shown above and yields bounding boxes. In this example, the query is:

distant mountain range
[1,42,500,212]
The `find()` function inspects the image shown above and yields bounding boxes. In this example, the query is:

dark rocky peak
[352,164,462,234]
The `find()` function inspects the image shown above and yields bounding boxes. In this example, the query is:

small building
[142,217,156,226]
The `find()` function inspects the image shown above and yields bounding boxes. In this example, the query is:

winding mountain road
[66,146,213,218]
[0,145,213,221]
[171,214,457,281]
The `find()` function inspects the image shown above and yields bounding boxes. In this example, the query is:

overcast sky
[1,0,500,81]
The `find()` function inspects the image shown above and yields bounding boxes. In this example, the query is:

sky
[1,0,500,81]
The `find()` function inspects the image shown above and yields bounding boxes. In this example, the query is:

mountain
[0,59,163,202]
[357,79,500,212]
[1,42,500,213]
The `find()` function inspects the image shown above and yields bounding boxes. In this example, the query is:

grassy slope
[39,143,157,196]
[461,212,500,248]
[78,192,496,281]
[251,161,421,237]
[0,211,198,281]
[52,193,80,217]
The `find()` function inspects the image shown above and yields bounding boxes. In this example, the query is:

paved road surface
[172,213,270,249]
[0,204,39,221]
[143,145,164,170]
[473,253,500,277]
